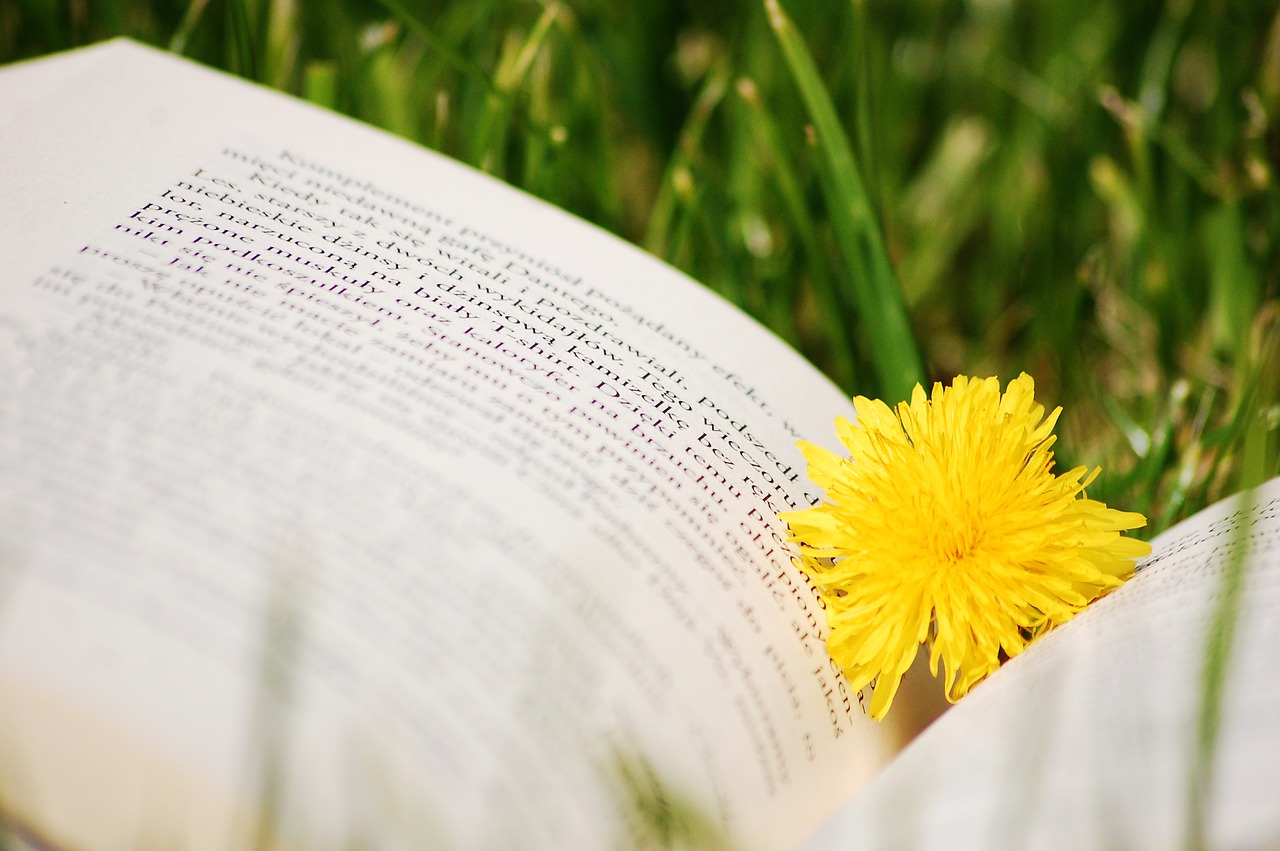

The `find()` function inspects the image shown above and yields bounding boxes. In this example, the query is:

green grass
[2,0,1277,533]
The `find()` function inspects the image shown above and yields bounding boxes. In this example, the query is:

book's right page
[806,476,1280,851]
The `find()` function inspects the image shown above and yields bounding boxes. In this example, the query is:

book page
[0,44,109,121]
[805,477,1280,851]
[0,41,893,851]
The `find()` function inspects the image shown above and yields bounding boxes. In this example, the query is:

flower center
[932,514,984,566]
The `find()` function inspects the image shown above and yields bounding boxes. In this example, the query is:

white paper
[0,41,892,851]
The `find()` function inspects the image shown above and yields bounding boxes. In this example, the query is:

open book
[0,41,1276,851]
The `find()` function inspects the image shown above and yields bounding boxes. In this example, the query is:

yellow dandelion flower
[781,373,1151,720]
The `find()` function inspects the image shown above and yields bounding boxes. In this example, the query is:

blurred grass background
[2,0,1277,534]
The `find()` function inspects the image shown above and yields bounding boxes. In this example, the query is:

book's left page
[0,41,895,851]
[0,45,109,121]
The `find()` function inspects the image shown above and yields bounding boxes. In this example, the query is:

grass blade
[643,62,731,260]
[1237,307,1280,492]
[471,4,561,175]
[735,76,859,389]
[225,0,258,80]
[302,59,338,109]
[168,0,212,56]
[1185,487,1255,850]
[373,0,502,97]
[765,0,923,401]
